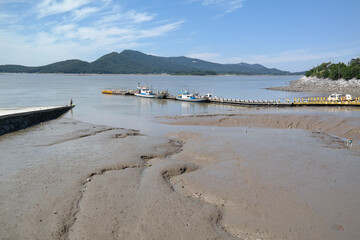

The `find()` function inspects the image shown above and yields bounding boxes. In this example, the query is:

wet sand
[161,113,360,239]
[1,113,360,240]
[0,118,235,240]
[161,112,360,149]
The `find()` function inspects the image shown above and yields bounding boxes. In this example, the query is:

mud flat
[161,112,360,148]
[161,112,360,239]
[1,112,360,240]
[267,76,360,95]
[0,118,235,240]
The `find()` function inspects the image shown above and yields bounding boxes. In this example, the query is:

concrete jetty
[0,105,74,136]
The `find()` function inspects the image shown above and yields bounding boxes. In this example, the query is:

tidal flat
[0,118,234,240]
[1,111,360,240]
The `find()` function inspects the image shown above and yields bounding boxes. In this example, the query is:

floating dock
[102,89,360,107]
[207,97,292,107]
[102,89,135,95]
[292,97,360,106]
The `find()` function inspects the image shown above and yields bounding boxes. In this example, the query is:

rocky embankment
[268,76,360,95]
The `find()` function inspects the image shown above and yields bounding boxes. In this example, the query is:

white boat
[134,83,166,99]
[327,93,352,101]
[176,90,209,102]
[328,93,342,101]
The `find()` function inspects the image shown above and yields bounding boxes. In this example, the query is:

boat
[176,90,209,102]
[327,93,353,102]
[134,83,166,98]
[327,93,342,101]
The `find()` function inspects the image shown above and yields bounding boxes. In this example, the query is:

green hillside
[305,58,360,80]
[38,60,92,73]
[0,50,295,75]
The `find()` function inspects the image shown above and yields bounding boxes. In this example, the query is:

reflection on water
[1,73,359,135]
[180,101,209,115]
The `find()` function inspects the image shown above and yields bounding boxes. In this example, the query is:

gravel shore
[267,76,360,95]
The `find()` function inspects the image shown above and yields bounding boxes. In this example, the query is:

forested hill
[0,50,296,75]
[305,58,360,80]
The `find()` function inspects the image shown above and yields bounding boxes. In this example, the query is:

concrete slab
[0,105,74,135]
[0,106,67,118]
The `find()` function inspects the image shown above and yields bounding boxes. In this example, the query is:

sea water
[0,73,359,135]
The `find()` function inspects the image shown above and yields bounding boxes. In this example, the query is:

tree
[320,69,330,78]
[306,58,360,80]
[350,58,360,66]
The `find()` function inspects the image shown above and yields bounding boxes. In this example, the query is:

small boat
[327,93,352,102]
[134,83,166,99]
[176,90,209,102]
[327,93,342,101]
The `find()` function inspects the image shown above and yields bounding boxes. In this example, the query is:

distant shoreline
[267,76,360,95]
[0,50,302,76]
[0,72,303,77]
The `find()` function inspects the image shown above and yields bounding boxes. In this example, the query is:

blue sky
[0,0,359,72]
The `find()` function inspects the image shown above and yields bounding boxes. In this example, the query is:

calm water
[1,73,359,135]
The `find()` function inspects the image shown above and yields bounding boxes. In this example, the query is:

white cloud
[0,0,184,65]
[96,10,156,26]
[137,21,184,38]
[244,48,360,65]
[124,10,156,23]
[54,20,184,45]
[72,7,99,21]
[188,48,359,66]
[0,19,184,65]
[190,0,246,14]
[225,0,244,13]
[37,0,91,18]
[184,47,360,72]
[0,12,17,23]
[53,23,76,34]
[235,47,360,71]
[35,32,57,45]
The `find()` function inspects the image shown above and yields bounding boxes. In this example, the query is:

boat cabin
[328,93,342,101]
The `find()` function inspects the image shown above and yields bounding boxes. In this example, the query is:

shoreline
[0,72,303,77]
[267,76,360,95]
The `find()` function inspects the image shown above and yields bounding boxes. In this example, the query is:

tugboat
[134,83,166,99]
[176,90,209,102]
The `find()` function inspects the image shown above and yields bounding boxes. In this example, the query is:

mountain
[0,50,296,75]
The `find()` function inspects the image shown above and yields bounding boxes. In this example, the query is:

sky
[0,0,359,72]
